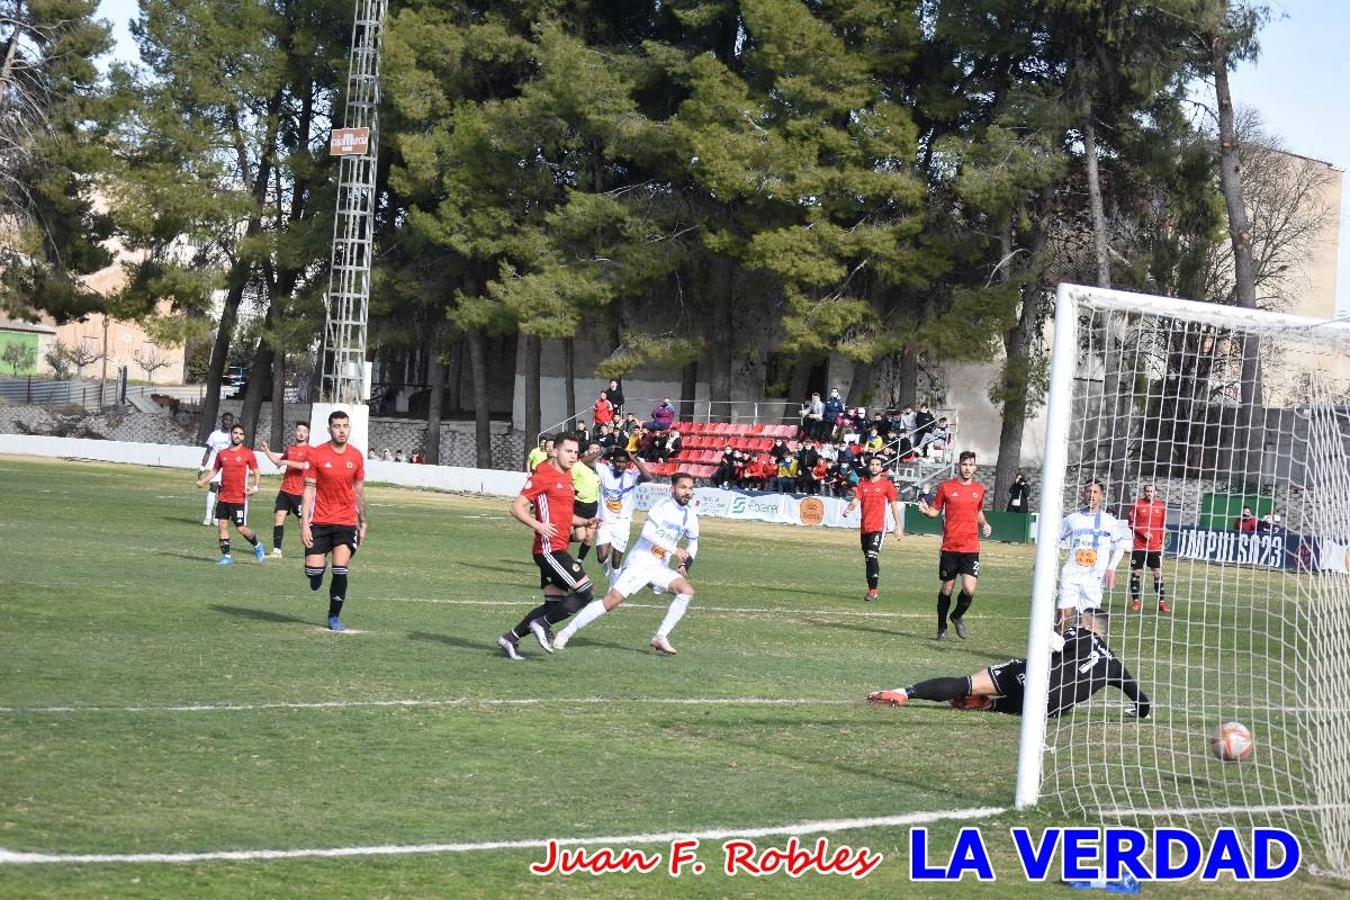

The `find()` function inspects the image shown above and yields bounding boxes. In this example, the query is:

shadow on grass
[157,550,220,564]
[448,560,532,577]
[686,711,992,803]
[209,604,314,626]
[162,515,207,526]
[407,631,500,654]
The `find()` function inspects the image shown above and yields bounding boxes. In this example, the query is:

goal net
[1017,283,1350,875]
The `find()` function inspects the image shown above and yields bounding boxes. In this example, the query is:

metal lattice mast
[319,0,387,405]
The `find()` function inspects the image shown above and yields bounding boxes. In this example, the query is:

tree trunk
[846,358,872,408]
[270,350,285,450]
[468,328,491,468]
[706,258,734,407]
[897,347,918,408]
[240,336,274,443]
[196,262,250,441]
[1213,28,1263,485]
[562,336,576,422]
[195,89,285,441]
[1083,118,1111,289]
[993,283,1042,504]
[523,332,541,446]
[679,359,698,421]
[447,330,465,413]
[425,342,445,465]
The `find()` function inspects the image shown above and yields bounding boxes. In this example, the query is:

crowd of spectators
[559,383,963,499]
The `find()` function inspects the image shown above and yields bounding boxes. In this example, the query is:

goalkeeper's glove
[1125,703,1151,719]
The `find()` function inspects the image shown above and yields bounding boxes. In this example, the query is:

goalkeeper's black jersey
[1046,628,1150,718]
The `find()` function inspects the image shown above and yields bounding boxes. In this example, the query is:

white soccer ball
[1212,721,1254,762]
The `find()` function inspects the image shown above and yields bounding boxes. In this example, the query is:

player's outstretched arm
[630,452,654,483]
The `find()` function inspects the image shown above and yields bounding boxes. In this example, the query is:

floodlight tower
[313,0,388,454]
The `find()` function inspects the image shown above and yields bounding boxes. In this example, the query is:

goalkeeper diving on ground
[867,607,1150,718]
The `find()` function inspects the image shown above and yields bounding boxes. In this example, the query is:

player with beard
[843,455,903,602]
[915,450,990,640]
[301,410,367,632]
[259,420,311,558]
[497,433,600,660]
[195,424,264,564]
[553,473,700,655]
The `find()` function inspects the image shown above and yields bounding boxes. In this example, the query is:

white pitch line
[382,596,1031,621]
[0,806,1005,866]
[0,696,854,715]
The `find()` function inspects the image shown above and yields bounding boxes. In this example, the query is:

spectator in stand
[394,450,405,463]
[895,431,917,464]
[575,419,591,446]
[871,411,892,441]
[381,447,393,462]
[775,455,799,494]
[1235,506,1258,532]
[596,423,618,449]
[833,461,858,497]
[864,426,884,453]
[835,438,854,471]
[914,403,936,451]
[367,448,378,460]
[648,398,676,432]
[770,438,790,463]
[593,391,615,428]
[801,392,825,440]
[797,440,821,494]
[659,429,683,463]
[712,447,738,488]
[818,439,838,464]
[897,404,917,444]
[605,379,625,415]
[916,481,935,505]
[823,389,845,441]
[411,451,425,464]
[918,416,951,457]
[812,458,832,496]
[1007,472,1030,513]
[625,425,643,457]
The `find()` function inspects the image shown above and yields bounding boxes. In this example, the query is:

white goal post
[1016,283,1350,874]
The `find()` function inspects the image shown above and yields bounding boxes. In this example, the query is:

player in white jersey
[1057,480,1129,631]
[595,446,653,586]
[553,472,700,654]
[199,412,235,525]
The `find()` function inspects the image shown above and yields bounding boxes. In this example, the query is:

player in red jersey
[1127,483,1170,613]
[194,424,264,565]
[843,455,903,602]
[915,450,991,640]
[497,432,600,660]
[259,421,311,558]
[301,410,367,632]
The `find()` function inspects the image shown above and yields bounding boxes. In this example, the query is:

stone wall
[0,402,527,471]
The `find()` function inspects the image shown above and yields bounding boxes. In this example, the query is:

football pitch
[0,456,1339,898]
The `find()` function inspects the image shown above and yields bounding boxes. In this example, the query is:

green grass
[0,456,1340,898]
